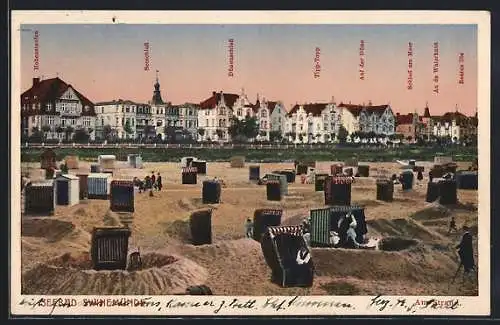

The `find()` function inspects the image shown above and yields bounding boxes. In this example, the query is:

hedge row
[21,146,478,163]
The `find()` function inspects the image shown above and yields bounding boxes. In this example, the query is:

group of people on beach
[133,172,162,193]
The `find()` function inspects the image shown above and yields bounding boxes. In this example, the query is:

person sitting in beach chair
[144,175,152,189]
[127,249,143,271]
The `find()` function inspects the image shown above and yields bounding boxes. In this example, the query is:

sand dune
[20,161,478,296]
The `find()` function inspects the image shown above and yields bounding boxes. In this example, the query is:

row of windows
[95,106,172,114]
[36,116,92,127]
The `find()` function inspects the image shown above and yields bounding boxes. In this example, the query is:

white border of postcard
[10,10,491,316]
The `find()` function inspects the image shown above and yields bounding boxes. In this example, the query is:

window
[237,109,242,116]
[48,116,55,125]
[261,110,267,118]
[71,119,76,125]
[122,118,125,126]
[47,103,52,111]
[206,119,209,127]
[205,110,210,116]
[116,117,119,126]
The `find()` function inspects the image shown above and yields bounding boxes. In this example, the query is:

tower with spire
[151,70,164,105]
[149,70,167,140]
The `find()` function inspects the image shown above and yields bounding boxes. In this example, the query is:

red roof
[199,91,239,110]
[338,103,364,117]
[21,77,95,116]
[288,103,328,116]
[433,111,472,127]
[396,113,414,125]
[267,101,278,114]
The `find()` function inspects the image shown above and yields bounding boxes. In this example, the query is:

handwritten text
[407,42,414,90]
[228,38,235,77]
[458,52,465,84]
[144,42,150,71]
[433,42,439,94]
[367,295,461,314]
[33,30,40,71]
[359,40,365,80]
[314,47,321,78]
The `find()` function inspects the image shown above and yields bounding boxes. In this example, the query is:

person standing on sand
[157,173,162,191]
[151,172,156,190]
[244,218,254,238]
[456,225,475,276]
[448,216,458,234]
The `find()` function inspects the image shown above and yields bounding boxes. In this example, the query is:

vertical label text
[359,40,365,80]
[458,52,465,84]
[407,42,413,90]
[228,39,235,77]
[33,30,40,71]
[313,47,321,78]
[432,42,439,94]
[144,42,150,71]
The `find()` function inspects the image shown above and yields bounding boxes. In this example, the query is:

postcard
[10,10,490,316]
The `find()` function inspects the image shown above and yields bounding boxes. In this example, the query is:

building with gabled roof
[285,99,340,143]
[21,77,97,141]
[198,90,239,142]
[358,103,396,136]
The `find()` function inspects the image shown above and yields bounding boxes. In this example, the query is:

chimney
[32,77,40,86]
[212,91,216,96]
[396,112,400,116]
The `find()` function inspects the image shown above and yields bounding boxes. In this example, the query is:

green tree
[144,125,156,140]
[124,120,134,138]
[41,125,51,141]
[243,116,259,140]
[73,128,90,143]
[103,124,113,141]
[29,127,43,143]
[228,117,242,139]
[216,128,224,140]
[269,130,282,142]
[337,125,348,144]
[198,128,205,138]
[64,126,74,141]
[228,116,259,142]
